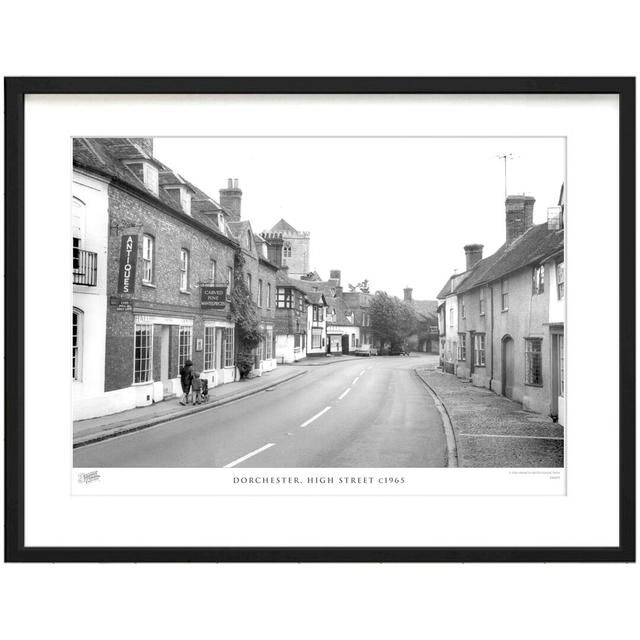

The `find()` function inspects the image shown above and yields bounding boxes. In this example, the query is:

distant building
[402,288,439,353]
[273,270,309,363]
[437,190,565,424]
[262,218,310,278]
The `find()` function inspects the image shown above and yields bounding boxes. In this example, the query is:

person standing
[179,359,193,405]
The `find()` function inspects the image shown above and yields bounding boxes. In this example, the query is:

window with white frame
[556,261,565,299]
[204,326,215,370]
[143,163,159,195]
[180,249,189,291]
[134,323,153,383]
[72,308,83,380]
[449,308,454,326]
[313,305,324,322]
[227,266,233,297]
[457,332,466,361]
[277,287,293,309]
[311,328,322,349]
[178,326,192,368]
[218,213,225,233]
[479,288,485,315]
[532,264,545,295]
[501,279,509,310]
[265,327,273,360]
[525,338,543,385]
[258,279,263,307]
[210,259,216,284]
[283,242,292,258]
[142,234,154,283]
[473,333,486,367]
[223,327,234,367]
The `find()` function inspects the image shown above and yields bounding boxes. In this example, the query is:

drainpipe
[488,284,495,390]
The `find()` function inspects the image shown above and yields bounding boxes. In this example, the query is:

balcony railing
[73,249,97,286]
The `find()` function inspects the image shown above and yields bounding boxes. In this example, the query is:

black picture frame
[4,77,635,563]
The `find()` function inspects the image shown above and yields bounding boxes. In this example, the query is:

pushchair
[200,378,209,403]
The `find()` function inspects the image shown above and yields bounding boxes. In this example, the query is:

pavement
[73,366,308,447]
[74,354,447,468]
[416,367,565,468]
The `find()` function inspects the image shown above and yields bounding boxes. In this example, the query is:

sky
[153,137,565,300]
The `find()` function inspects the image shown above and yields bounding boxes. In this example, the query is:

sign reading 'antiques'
[201,285,227,309]
[117,234,138,294]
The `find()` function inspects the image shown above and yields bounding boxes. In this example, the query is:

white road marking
[459,433,564,440]
[367,366,373,370]
[338,388,351,400]
[360,369,366,375]
[223,443,276,468]
[352,377,360,385]
[300,406,332,428]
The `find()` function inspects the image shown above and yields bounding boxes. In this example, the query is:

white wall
[72,170,110,420]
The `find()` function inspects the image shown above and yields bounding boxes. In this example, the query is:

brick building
[437,192,565,423]
[72,138,277,419]
[402,287,439,353]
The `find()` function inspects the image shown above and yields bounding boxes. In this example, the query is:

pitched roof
[73,137,234,244]
[268,218,299,234]
[455,223,563,294]
[410,299,438,321]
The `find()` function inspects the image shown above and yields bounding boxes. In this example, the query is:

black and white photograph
[71,135,566,472]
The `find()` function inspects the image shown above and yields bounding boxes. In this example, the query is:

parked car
[354,344,378,357]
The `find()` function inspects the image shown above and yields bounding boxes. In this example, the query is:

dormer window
[123,160,159,196]
[217,213,225,233]
[166,186,191,216]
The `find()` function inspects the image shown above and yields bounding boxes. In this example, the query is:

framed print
[4,77,635,562]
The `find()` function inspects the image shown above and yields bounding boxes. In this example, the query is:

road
[74,354,447,468]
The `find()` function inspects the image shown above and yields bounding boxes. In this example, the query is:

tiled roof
[268,218,299,233]
[455,223,564,294]
[410,299,438,321]
[306,292,326,306]
[73,137,234,244]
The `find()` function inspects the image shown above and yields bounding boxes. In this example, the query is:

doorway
[501,335,514,399]
[160,326,171,396]
[341,334,350,354]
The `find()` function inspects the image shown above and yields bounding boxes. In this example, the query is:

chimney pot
[463,244,484,271]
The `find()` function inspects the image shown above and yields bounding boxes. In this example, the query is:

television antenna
[496,153,515,200]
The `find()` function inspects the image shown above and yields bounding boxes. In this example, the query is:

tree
[347,279,370,294]
[369,291,418,349]
[229,250,263,378]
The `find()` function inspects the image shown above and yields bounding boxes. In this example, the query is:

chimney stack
[403,287,413,302]
[335,285,343,296]
[219,178,242,222]
[329,269,341,285]
[464,244,484,271]
[505,195,535,244]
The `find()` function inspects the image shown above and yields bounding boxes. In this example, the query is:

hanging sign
[117,234,138,294]
[201,285,227,309]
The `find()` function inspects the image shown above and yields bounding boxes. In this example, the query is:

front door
[341,334,350,354]
[502,336,514,399]
[160,326,171,395]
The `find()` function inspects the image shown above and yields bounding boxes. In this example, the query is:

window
[258,279,263,307]
[558,334,565,397]
[247,273,252,295]
[210,259,216,284]
[264,327,273,360]
[72,308,83,380]
[72,236,81,271]
[178,326,192,368]
[277,287,293,309]
[227,266,233,297]
[449,308,454,326]
[501,279,509,310]
[473,333,486,367]
[556,261,565,299]
[460,296,466,319]
[312,328,322,348]
[267,283,272,309]
[143,163,159,195]
[134,323,153,383]
[283,242,292,258]
[180,189,191,216]
[180,249,189,291]
[204,326,215,370]
[297,292,304,313]
[457,333,466,361]
[532,264,545,295]
[525,338,543,385]
[479,288,485,315]
[218,213,225,233]
[247,230,252,250]
[142,234,154,283]
[351,333,355,347]
[223,327,234,367]
[313,305,324,322]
